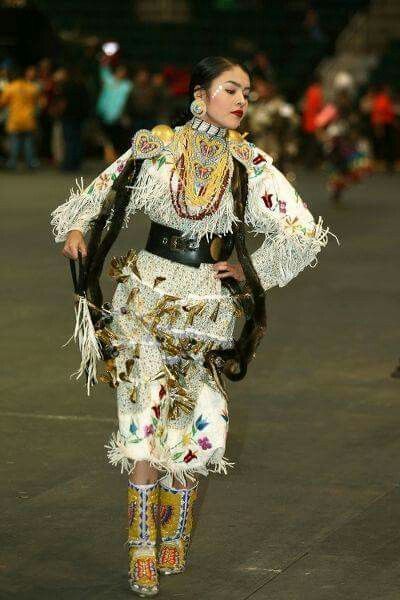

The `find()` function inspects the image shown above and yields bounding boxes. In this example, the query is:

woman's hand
[212,261,245,282]
[62,230,87,260]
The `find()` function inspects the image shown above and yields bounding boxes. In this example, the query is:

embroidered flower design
[144,424,155,437]
[306,226,317,238]
[278,200,287,214]
[152,404,161,419]
[182,433,192,447]
[155,424,165,439]
[284,217,302,235]
[94,173,110,191]
[129,421,138,434]
[159,384,167,400]
[234,143,251,163]
[195,415,209,431]
[116,160,126,174]
[198,437,212,450]
[253,153,267,165]
[262,192,274,209]
[221,410,229,423]
[183,450,197,463]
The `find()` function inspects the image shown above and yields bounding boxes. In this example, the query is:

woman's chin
[213,120,238,131]
[225,115,243,130]
[204,114,243,130]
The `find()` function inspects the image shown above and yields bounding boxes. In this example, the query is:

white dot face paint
[210,84,224,100]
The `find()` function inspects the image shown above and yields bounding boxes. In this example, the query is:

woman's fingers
[217,270,234,279]
[213,262,230,274]
[63,245,77,260]
[62,240,87,260]
[78,240,88,258]
[213,261,245,282]
[213,262,234,279]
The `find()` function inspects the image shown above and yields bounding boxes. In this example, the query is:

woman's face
[196,65,250,130]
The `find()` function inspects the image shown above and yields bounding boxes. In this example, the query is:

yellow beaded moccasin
[127,481,159,596]
[157,478,198,576]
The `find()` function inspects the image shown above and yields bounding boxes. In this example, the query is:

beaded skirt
[103,249,237,483]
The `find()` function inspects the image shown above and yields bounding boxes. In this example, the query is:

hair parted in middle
[173,55,251,127]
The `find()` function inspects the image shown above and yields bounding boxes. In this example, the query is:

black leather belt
[145,221,234,268]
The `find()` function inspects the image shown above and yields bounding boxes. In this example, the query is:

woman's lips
[231,110,243,117]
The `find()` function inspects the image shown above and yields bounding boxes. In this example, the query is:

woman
[51,57,330,597]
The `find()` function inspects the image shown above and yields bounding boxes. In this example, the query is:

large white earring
[190,98,206,117]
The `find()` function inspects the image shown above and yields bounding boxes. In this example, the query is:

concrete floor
[1,165,399,600]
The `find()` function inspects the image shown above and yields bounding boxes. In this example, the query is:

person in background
[80,37,102,108]
[370,84,396,171]
[301,75,324,168]
[151,71,172,123]
[0,65,40,169]
[57,66,90,172]
[162,64,190,123]
[246,76,299,175]
[96,60,133,162]
[247,50,275,83]
[48,67,68,167]
[126,66,153,131]
[0,63,10,163]
[359,84,376,147]
[316,90,371,203]
[126,66,169,135]
[37,57,55,162]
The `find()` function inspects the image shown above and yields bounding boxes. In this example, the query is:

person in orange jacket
[301,76,324,167]
[371,84,396,170]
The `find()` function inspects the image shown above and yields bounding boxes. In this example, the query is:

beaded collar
[190,117,227,138]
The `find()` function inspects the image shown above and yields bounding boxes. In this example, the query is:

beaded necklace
[170,119,231,220]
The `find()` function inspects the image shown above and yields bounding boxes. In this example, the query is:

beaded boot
[157,477,198,575]
[128,481,159,597]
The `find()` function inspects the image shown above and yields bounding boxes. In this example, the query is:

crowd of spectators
[0,47,399,175]
[0,52,185,171]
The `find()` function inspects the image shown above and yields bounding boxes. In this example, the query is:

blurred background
[0,0,399,187]
[2,3,400,598]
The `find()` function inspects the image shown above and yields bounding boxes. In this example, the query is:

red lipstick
[231,110,243,117]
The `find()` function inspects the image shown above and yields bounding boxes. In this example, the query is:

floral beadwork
[198,436,212,450]
[52,119,330,483]
[144,424,155,437]
[183,450,197,463]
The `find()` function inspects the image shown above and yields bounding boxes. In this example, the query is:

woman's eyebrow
[224,80,251,91]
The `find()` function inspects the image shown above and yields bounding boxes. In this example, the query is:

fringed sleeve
[245,148,332,291]
[50,148,132,242]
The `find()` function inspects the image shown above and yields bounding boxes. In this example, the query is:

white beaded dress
[51,117,330,482]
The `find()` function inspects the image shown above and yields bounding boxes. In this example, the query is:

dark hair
[205,159,267,381]
[86,158,143,312]
[173,56,251,127]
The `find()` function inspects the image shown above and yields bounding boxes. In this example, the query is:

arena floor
[1,164,400,599]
